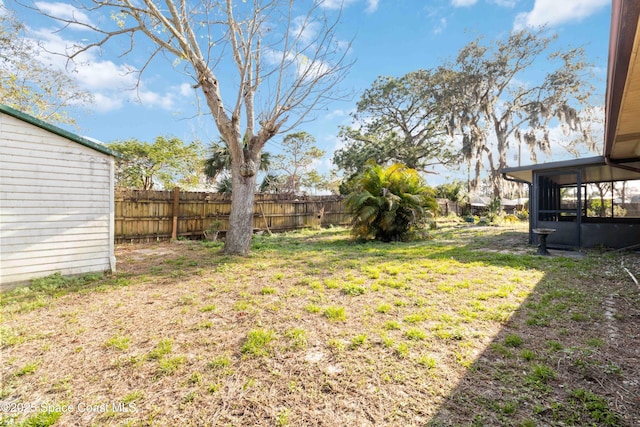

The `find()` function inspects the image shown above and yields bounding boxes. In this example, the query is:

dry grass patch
[1,225,639,426]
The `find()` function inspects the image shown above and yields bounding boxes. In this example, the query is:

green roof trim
[0,104,116,157]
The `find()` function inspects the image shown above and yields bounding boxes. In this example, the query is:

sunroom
[502,0,640,250]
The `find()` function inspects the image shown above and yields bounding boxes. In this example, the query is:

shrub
[587,199,626,218]
[346,163,437,242]
[516,209,529,221]
[495,213,519,225]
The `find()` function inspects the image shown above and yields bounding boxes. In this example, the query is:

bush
[587,199,626,218]
[494,213,519,225]
[346,163,437,242]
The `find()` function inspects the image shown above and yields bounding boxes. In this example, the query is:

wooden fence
[114,189,350,243]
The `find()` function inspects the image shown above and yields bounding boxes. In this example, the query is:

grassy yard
[1,223,639,426]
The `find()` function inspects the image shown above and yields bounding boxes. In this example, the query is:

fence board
[114,189,350,243]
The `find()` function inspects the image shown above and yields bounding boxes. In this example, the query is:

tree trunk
[224,171,257,255]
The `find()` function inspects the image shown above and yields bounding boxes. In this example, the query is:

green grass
[188,371,203,384]
[122,390,144,404]
[157,355,186,376]
[521,349,536,361]
[196,320,214,329]
[208,355,231,370]
[384,320,401,330]
[15,362,39,377]
[285,328,308,350]
[322,306,346,322]
[525,363,556,387]
[104,335,131,351]
[241,329,276,357]
[403,310,431,323]
[404,327,427,341]
[350,333,368,348]
[569,388,621,425]
[199,304,217,312]
[341,284,366,296]
[375,303,392,313]
[418,355,437,369]
[2,224,633,427]
[504,333,524,348]
[8,409,62,427]
[304,304,321,314]
[147,339,173,360]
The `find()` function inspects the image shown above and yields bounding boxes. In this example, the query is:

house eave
[502,156,640,185]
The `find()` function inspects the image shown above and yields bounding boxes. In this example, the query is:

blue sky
[6,0,612,186]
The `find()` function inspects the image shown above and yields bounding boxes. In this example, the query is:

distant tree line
[107,131,334,195]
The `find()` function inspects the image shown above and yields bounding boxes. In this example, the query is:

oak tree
[333,70,456,179]
[435,28,598,197]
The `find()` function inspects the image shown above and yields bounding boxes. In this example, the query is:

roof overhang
[503,156,640,186]
[605,0,640,161]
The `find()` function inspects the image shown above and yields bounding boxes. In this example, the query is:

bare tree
[30,0,351,254]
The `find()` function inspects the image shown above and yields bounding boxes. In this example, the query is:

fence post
[171,187,180,240]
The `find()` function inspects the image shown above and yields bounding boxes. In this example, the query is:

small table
[532,228,556,256]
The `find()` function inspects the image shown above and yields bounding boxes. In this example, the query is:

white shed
[0,104,116,288]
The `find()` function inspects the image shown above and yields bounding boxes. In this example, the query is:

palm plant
[204,142,231,182]
[204,141,271,182]
[215,175,233,194]
[259,173,282,193]
[346,163,437,241]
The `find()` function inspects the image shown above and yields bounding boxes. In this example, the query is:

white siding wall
[0,113,115,287]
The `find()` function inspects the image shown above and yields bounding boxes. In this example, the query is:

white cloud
[263,47,332,82]
[318,0,378,13]
[318,0,359,10]
[451,0,478,7]
[434,17,447,34]
[27,27,178,113]
[366,0,379,13]
[74,60,138,91]
[330,135,348,158]
[34,2,94,30]
[30,28,136,88]
[514,0,609,30]
[297,54,331,81]
[138,89,175,110]
[91,93,124,113]
[292,16,321,46]
[179,83,194,97]
[325,109,347,119]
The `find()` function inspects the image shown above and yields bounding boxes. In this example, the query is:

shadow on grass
[254,225,640,426]
[419,227,640,427]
